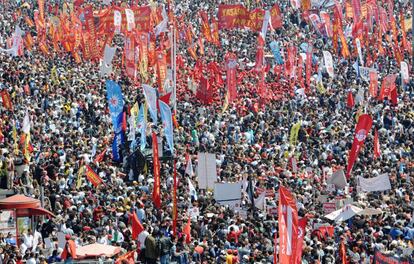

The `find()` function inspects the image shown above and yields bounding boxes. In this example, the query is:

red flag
[197,76,213,105]
[172,160,178,236]
[374,129,381,159]
[152,132,161,209]
[85,165,104,187]
[210,19,220,46]
[225,52,238,102]
[346,114,373,178]
[1,90,13,111]
[183,216,191,244]
[270,4,283,29]
[115,251,135,264]
[286,46,297,78]
[255,35,265,70]
[347,91,355,108]
[278,186,299,263]
[340,240,347,264]
[94,148,107,164]
[122,112,127,132]
[131,212,144,240]
[305,45,313,91]
[369,71,378,97]
[296,217,308,263]
[379,74,397,102]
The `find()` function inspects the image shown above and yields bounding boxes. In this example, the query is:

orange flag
[0,90,13,111]
[183,216,191,244]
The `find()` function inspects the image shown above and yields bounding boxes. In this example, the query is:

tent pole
[15,209,19,247]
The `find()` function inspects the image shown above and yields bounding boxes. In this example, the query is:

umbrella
[76,243,122,259]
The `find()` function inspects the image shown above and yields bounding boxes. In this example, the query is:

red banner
[218,4,249,29]
[85,165,104,187]
[305,45,313,91]
[346,114,373,178]
[156,50,167,94]
[124,33,136,79]
[83,5,99,59]
[379,74,397,102]
[352,0,362,22]
[210,19,220,46]
[286,46,297,78]
[225,52,238,102]
[152,132,161,209]
[374,129,381,159]
[373,250,412,264]
[278,186,299,263]
[134,6,152,32]
[199,11,212,42]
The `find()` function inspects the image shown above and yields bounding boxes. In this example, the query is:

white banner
[322,51,334,78]
[114,10,122,33]
[125,9,135,31]
[401,61,409,83]
[197,153,217,190]
[214,182,241,209]
[358,173,391,192]
[356,38,364,66]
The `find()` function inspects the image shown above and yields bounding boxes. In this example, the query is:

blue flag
[159,100,174,153]
[269,41,284,65]
[106,80,124,131]
[112,131,125,162]
[137,104,147,151]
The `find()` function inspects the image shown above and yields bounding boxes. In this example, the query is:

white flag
[401,61,409,83]
[142,84,158,124]
[356,38,364,66]
[327,169,347,189]
[323,51,334,78]
[358,173,391,192]
[260,10,271,39]
[254,191,266,211]
[188,178,198,201]
[185,155,194,176]
[22,111,30,134]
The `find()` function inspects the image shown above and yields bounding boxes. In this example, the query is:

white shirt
[138,231,149,249]
[23,233,33,248]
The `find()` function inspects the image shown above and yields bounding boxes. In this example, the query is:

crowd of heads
[0,0,413,263]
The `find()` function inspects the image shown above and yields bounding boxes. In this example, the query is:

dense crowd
[0,0,414,263]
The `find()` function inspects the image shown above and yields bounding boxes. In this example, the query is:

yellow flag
[51,66,60,86]
[12,125,18,155]
[222,90,229,115]
[23,133,31,162]
[76,165,85,189]
[289,121,301,146]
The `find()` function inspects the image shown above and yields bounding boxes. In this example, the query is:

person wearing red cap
[61,235,76,264]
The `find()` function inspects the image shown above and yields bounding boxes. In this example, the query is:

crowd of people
[0,0,413,263]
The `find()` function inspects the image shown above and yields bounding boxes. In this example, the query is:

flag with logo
[278,186,299,263]
[346,114,373,178]
[296,217,308,263]
[106,80,124,132]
